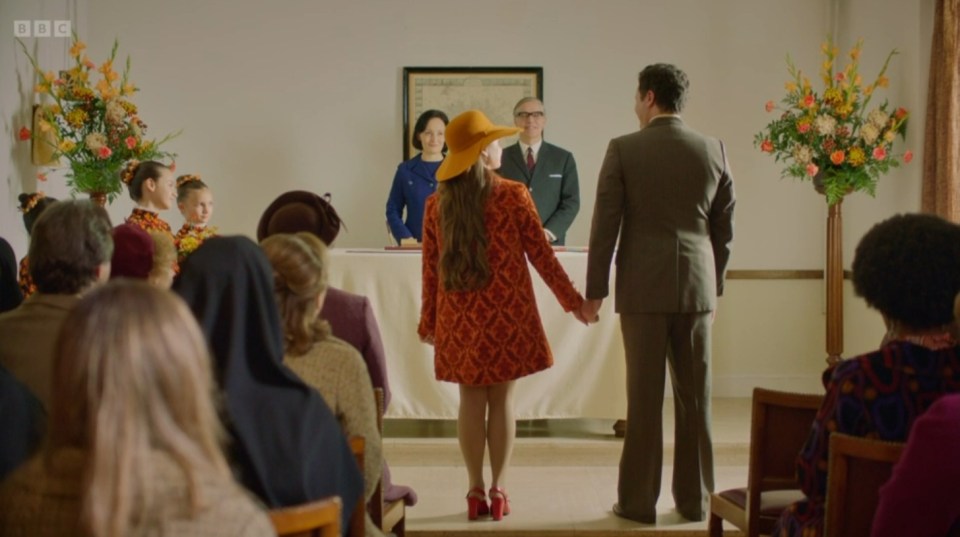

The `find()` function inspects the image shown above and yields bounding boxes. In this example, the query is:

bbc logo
[14,20,71,38]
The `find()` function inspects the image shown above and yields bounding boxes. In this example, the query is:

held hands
[574,298,602,326]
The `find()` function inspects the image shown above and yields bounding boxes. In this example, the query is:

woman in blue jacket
[386,109,448,244]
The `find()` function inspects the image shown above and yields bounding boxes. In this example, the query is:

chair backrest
[348,435,366,537]
[824,433,904,537]
[269,496,342,537]
[370,388,385,525]
[745,387,824,529]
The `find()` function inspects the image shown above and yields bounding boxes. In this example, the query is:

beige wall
[1,0,935,395]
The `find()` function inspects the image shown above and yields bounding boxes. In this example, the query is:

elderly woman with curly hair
[774,213,960,537]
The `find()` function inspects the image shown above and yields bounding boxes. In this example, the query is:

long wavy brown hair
[438,162,493,291]
[260,232,332,355]
[50,281,230,537]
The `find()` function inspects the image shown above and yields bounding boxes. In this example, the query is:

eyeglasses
[515,111,545,119]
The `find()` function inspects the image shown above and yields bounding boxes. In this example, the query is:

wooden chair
[370,387,406,537]
[348,436,366,537]
[269,496,342,537]
[708,387,824,537]
[824,433,904,537]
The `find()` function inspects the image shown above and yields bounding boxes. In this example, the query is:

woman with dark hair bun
[121,159,176,234]
[775,213,960,537]
[16,192,57,299]
[385,109,448,245]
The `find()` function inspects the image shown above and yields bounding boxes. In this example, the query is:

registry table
[327,249,626,420]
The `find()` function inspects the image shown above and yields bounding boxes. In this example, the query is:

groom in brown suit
[583,64,735,523]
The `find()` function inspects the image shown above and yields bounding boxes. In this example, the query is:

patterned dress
[126,208,178,274]
[17,257,35,299]
[174,223,218,263]
[418,176,584,386]
[774,340,960,537]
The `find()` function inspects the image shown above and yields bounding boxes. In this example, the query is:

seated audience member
[257,190,416,506]
[0,281,273,537]
[110,224,177,289]
[262,232,384,537]
[871,393,960,536]
[0,364,45,481]
[16,192,57,299]
[0,237,22,312]
[775,213,960,537]
[173,236,363,533]
[0,200,113,410]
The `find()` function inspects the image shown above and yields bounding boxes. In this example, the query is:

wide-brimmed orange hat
[436,110,520,181]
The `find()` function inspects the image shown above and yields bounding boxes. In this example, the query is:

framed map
[402,67,543,160]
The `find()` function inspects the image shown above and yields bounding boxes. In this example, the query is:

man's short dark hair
[638,64,690,114]
[29,200,113,294]
[852,213,960,329]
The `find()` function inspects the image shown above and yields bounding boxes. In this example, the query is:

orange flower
[806,163,819,176]
[830,150,846,165]
[765,100,775,113]
[69,40,87,58]
[872,146,887,161]
[903,150,914,163]
[761,139,774,153]
[803,94,815,108]
[876,75,889,88]
[18,126,31,141]
[125,136,137,149]
[98,146,113,159]
[37,172,48,182]
[895,107,908,120]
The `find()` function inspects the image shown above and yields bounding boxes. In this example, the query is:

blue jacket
[385,154,441,243]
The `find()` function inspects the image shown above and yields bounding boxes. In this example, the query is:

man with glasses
[498,97,580,245]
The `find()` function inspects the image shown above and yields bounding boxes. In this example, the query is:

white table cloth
[328,249,626,419]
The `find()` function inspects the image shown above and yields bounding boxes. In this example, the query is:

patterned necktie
[526,147,535,172]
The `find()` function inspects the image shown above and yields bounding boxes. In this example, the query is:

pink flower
[18,126,31,141]
[872,146,887,161]
[125,136,137,149]
[760,139,774,153]
[803,94,815,108]
[903,150,914,163]
[830,150,845,165]
[895,107,908,120]
[36,172,47,182]
[98,146,112,159]
[806,163,819,176]
[798,123,811,134]
[765,100,775,113]
[835,72,846,82]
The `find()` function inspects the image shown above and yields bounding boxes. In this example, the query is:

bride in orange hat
[418,110,588,521]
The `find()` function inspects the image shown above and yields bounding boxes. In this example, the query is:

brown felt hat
[436,110,520,181]
[256,191,342,245]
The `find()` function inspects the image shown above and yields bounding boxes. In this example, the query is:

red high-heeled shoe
[489,486,511,521]
[466,487,489,520]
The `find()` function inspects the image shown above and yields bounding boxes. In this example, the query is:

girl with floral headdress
[121,160,176,234]
[17,192,57,299]
[174,174,218,263]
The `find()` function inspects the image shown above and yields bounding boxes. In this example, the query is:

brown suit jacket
[586,116,735,313]
[0,294,80,409]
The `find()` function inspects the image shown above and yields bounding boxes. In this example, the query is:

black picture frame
[402,66,543,160]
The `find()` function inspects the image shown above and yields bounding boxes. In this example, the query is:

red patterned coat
[418,176,583,386]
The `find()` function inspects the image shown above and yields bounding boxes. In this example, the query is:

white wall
[1,0,936,394]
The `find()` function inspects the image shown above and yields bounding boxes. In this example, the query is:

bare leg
[458,384,489,489]
[486,381,516,489]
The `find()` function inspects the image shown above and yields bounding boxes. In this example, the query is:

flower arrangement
[176,226,218,263]
[17,36,178,203]
[754,39,912,205]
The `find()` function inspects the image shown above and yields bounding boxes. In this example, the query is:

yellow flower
[43,71,55,83]
[119,100,138,115]
[59,139,76,152]
[876,75,889,88]
[121,82,136,96]
[69,41,87,58]
[34,83,49,94]
[785,81,798,93]
[848,146,867,167]
[45,104,61,115]
[823,87,843,106]
[66,108,89,128]
[835,103,854,118]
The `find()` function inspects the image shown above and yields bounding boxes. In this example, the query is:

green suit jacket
[498,141,580,245]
